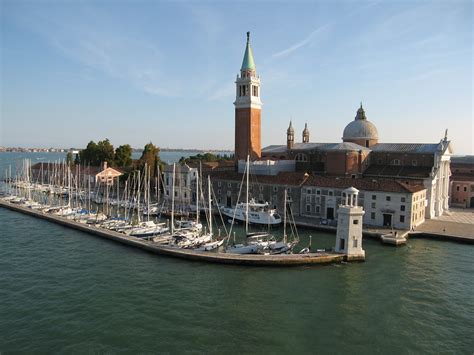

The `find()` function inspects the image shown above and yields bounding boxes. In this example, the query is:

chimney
[103,161,108,170]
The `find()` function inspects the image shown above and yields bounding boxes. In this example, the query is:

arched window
[295,153,308,162]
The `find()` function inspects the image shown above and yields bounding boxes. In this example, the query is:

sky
[0,0,472,154]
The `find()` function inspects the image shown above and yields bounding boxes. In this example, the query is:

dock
[0,200,357,267]
[293,216,474,246]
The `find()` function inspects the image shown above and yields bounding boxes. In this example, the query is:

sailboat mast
[208,175,212,237]
[283,189,287,243]
[147,164,150,222]
[137,169,141,223]
[171,163,175,234]
[245,155,249,235]
[195,167,199,225]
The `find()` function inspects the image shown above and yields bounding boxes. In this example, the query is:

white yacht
[222,199,282,226]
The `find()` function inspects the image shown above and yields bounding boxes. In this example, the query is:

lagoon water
[0,152,473,353]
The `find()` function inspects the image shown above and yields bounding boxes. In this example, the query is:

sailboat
[195,175,224,251]
[266,189,299,254]
[226,156,270,254]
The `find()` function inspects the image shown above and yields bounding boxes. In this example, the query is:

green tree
[139,142,162,176]
[96,138,115,165]
[66,152,73,165]
[115,144,133,167]
[79,141,99,165]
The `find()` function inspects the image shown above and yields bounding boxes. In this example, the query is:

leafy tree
[78,139,115,166]
[115,144,133,167]
[139,142,162,176]
[96,138,115,165]
[79,141,99,165]
[180,152,234,164]
[66,152,73,165]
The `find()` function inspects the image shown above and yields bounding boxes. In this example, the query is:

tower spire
[241,31,256,71]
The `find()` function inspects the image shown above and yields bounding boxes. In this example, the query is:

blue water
[0,153,473,353]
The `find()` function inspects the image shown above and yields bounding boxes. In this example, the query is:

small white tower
[335,187,366,261]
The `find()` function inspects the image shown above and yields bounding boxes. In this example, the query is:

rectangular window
[371,202,376,209]
[353,219,359,225]
[372,195,377,200]
[329,191,333,196]
[400,215,405,223]
[353,239,358,248]
[456,186,460,191]
[306,195,311,203]
[386,196,391,202]
[306,204,311,213]
[371,212,375,219]
[401,205,405,211]
[316,206,320,213]
[316,190,321,195]
[464,187,467,192]
[401,197,406,202]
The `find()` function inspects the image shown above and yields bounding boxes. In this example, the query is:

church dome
[342,104,378,140]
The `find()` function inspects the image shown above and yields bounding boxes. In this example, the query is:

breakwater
[0,200,356,266]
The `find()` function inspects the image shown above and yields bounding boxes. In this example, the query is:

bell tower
[287,121,294,150]
[234,32,262,161]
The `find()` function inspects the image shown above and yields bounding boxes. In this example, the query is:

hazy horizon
[1,1,472,154]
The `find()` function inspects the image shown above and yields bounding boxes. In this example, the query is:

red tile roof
[207,171,426,194]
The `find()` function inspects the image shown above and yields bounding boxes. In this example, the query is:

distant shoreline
[0,148,234,153]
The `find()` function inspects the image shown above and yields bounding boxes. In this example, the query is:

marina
[0,199,354,266]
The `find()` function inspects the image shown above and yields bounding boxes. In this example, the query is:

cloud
[9,3,182,97]
[271,24,331,58]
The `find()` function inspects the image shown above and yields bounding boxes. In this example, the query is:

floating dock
[0,200,360,266]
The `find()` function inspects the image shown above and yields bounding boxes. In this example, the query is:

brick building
[449,156,474,208]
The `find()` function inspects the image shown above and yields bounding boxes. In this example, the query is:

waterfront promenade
[415,208,474,241]
[294,212,474,245]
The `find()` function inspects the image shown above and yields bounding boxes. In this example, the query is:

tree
[115,144,132,167]
[139,142,162,176]
[96,138,115,165]
[79,141,99,165]
[77,139,115,166]
[66,152,73,165]
[179,152,233,164]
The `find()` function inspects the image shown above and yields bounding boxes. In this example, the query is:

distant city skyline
[1,1,472,154]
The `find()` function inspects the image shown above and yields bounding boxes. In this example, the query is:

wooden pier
[0,200,356,266]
